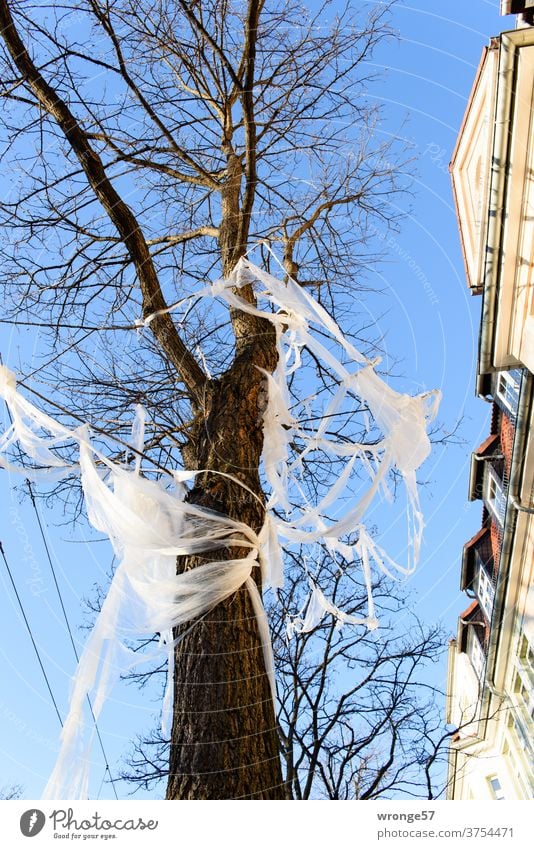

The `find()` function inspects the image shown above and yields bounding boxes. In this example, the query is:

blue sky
[0,0,508,799]
[368,1,503,625]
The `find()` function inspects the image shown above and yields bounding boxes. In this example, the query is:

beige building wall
[447,24,534,800]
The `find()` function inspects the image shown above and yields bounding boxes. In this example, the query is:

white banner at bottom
[2,800,532,849]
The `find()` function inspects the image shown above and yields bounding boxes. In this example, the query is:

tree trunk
[166,331,286,799]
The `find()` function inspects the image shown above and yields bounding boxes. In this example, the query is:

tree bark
[164,23,286,793]
[166,336,286,799]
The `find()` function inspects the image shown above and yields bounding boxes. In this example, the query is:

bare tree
[273,562,445,800]
[0,783,23,800]
[0,0,413,799]
[119,554,448,799]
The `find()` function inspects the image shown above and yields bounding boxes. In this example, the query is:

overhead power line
[0,351,119,798]
[0,317,135,331]
[26,480,120,800]
[0,539,64,727]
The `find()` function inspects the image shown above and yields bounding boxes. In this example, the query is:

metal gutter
[445,639,457,726]
[476,371,493,400]
[468,450,503,502]
[449,45,495,295]
[478,28,534,379]
[510,492,534,513]
[478,32,518,377]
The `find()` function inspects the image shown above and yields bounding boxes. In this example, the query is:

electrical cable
[16,375,174,479]
[26,480,120,800]
[0,317,135,331]
[0,353,119,798]
[0,540,64,728]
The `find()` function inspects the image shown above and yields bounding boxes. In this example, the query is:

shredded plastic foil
[0,259,440,798]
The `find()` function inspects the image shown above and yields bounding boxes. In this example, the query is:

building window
[487,775,505,800]
[514,633,534,727]
[507,712,534,767]
[486,469,506,524]
[476,566,495,621]
[496,370,521,415]
[467,628,486,679]
[518,633,534,679]
[502,738,530,799]
[506,713,534,797]
[514,672,534,724]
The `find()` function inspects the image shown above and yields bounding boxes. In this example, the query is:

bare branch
[0,0,207,402]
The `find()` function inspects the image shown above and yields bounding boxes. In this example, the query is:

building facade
[446,9,534,800]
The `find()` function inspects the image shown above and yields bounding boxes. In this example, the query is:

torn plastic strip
[288,578,376,636]
[0,367,276,799]
[1,250,441,797]
[221,261,439,629]
[137,256,439,629]
[0,365,77,477]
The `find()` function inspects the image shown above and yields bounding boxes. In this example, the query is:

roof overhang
[450,44,499,295]
[457,600,485,652]
[451,28,534,376]
[479,28,534,374]
[467,433,501,501]
[501,1,534,24]
[461,526,490,590]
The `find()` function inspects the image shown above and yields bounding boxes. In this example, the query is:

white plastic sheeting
[0,367,274,798]
[0,258,440,799]
[209,259,440,571]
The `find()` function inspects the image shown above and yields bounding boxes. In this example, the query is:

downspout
[449,745,458,800]
[445,639,460,799]
[478,33,518,377]
[510,492,534,513]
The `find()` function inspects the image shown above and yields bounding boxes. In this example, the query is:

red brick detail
[475,432,499,457]
[459,599,479,620]
[500,412,515,477]
[464,525,488,550]
[491,401,500,436]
